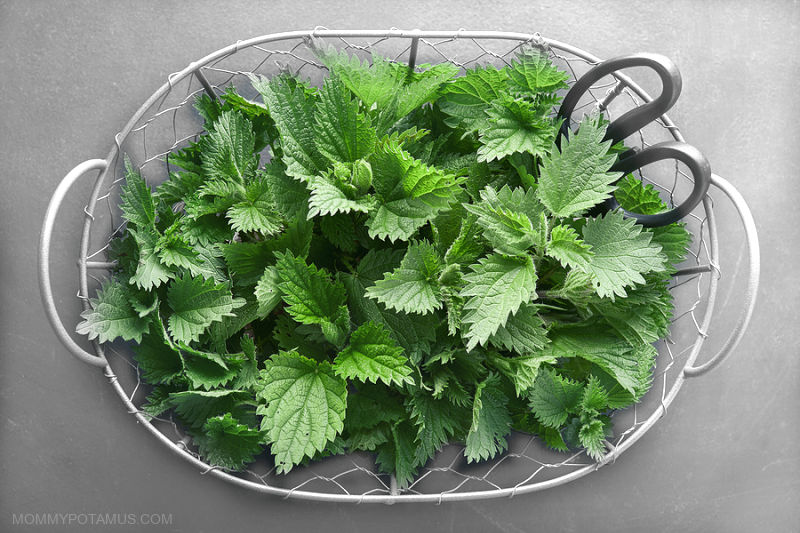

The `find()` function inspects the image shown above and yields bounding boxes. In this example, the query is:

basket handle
[39,159,109,368]
[683,173,760,378]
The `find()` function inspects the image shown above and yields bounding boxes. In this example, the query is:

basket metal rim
[77,29,719,503]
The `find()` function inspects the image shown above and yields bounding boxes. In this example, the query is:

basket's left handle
[39,159,109,368]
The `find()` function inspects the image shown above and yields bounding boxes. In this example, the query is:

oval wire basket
[40,29,759,503]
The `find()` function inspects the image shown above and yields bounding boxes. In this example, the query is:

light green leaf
[120,160,157,229]
[314,75,377,163]
[250,74,325,182]
[463,185,543,256]
[537,115,622,218]
[76,279,150,344]
[256,351,347,473]
[366,138,453,242]
[487,350,556,397]
[460,253,538,350]
[166,274,245,344]
[129,228,173,290]
[528,368,583,428]
[465,375,512,462]
[226,178,283,235]
[274,250,349,346]
[254,266,281,318]
[200,110,257,183]
[579,419,608,460]
[365,240,443,315]
[196,413,264,471]
[507,47,570,95]
[487,302,550,356]
[581,210,667,299]
[333,322,413,387]
[306,173,372,219]
[546,223,594,271]
[440,65,509,132]
[477,96,556,162]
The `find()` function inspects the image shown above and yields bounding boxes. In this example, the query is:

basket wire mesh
[41,29,759,503]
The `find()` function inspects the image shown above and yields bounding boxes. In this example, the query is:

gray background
[1,1,798,531]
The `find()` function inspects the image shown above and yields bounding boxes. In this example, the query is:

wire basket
[39,29,759,503]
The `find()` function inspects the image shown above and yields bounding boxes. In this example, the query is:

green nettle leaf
[487,351,557,397]
[200,110,258,183]
[375,420,423,489]
[365,240,443,315]
[250,74,325,182]
[226,178,283,235]
[465,375,512,462]
[579,418,609,460]
[544,323,656,397]
[529,368,584,428]
[477,96,556,162]
[254,266,281,318]
[614,174,667,215]
[166,274,246,344]
[444,214,486,266]
[463,185,543,256]
[507,47,570,95]
[460,253,538,350]
[79,51,683,482]
[366,138,452,242]
[133,333,183,385]
[129,228,173,290]
[196,413,265,470]
[169,389,250,430]
[546,224,594,271]
[333,322,413,387]
[120,160,157,230]
[581,375,609,413]
[342,249,436,362]
[256,351,347,473]
[537,115,622,218]
[322,51,406,109]
[407,391,469,463]
[306,173,372,219]
[614,175,693,267]
[440,65,509,132]
[581,210,667,299]
[487,302,550,356]
[314,75,377,163]
[76,279,150,344]
[274,250,350,347]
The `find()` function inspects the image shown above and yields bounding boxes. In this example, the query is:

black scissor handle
[606,142,711,227]
[558,53,682,144]
[557,54,710,227]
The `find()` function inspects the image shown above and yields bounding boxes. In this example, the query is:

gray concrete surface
[1,1,798,531]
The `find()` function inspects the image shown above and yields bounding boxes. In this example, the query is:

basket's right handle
[39,159,109,368]
[683,173,760,378]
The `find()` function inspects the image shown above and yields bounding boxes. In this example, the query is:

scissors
[557,53,711,227]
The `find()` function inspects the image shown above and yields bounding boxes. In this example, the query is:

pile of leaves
[76,45,690,488]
